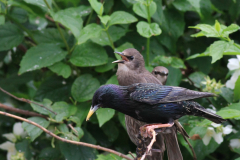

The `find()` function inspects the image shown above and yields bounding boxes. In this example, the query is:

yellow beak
[86,105,99,121]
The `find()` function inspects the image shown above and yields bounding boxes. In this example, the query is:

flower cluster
[0,122,26,160]
[202,123,232,145]
[201,76,224,94]
[226,55,240,89]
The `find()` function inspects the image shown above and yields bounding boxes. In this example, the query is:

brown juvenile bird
[152,66,169,85]
[113,48,184,160]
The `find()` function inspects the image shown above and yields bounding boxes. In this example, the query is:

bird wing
[127,83,215,105]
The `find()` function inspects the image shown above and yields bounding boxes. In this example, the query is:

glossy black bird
[113,48,185,160]
[86,83,225,128]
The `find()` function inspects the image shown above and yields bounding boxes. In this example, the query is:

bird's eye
[154,71,157,74]
[127,56,134,61]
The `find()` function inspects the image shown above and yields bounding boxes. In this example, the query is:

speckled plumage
[92,84,225,124]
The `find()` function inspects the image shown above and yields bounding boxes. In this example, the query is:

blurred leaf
[22,117,50,141]
[74,102,91,127]
[24,0,52,10]
[214,20,221,32]
[88,0,104,16]
[58,123,69,133]
[59,141,97,160]
[49,62,71,79]
[30,99,53,116]
[77,23,103,44]
[190,24,218,38]
[209,41,232,63]
[234,76,240,101]
[133,1,156,19]
[76,5,92,17]
[71,74,100,102]
[50,7,83,38]
[70,41,108,67]
[108,11,137,26]
[102,121,119,142]
[220,87,234,103]
[0,15,4,25]
[96,108,115,127]
[165,67,182,86]
[74,127,84,138]
[118,112,126,130]
[188,72,206,88]
[222,24,240,37]
[96,154,121,160]
[152,55,186,69]
[32,28,68,47]
[217,108,240,119]
[19,44,67,74]
[15,139,32,160]
[95,57,116,73]
[106,75,119,85]
[39,147,61,160]
[10,7,28,23]
[136,21,161,38]
[98,15,110,25]
[0,23,24,51]
[52,101,77,122]
[91,26,126,46]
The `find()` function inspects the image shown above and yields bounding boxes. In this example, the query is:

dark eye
[127,56,134,61]
[154,71,158,74]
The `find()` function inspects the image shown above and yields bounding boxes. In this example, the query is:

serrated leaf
[49,62,71,79]
[52,102,77,122]
[190,24,219,38]
[22,117,50,141]
[96,108,115,127]
[88,0,104,16]
[108,11,137,26]
[71,74,100,102]
[77,23,103,44]
[137,21,161,38]
[133,1,156,19]
[234,76,240,101]
[95,57,116,73]
[222,24,240,37]
[30,99,54,116]
[50,8,83,38]
[209,41,230,63]
[19,44,67,74]
[0,23,24,51]
[70,41,108,67]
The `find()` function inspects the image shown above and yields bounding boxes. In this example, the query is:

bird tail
[186,101,226,124]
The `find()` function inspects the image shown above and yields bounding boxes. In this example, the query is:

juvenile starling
[112,48,184,160]
[152,66,169,85]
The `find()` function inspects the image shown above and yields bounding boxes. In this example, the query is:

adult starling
[152,66,169,85]
[112,48,185,160]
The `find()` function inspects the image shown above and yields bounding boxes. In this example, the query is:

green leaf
[96,154,121,160]
[217,109,240,119]
[19,44,67,74]
[114,42,134,60]
[91,26,126,46]
[70,41,108,67]
[171,57,186,69]
[22,117,50,141]
[49,62,71,79]
[32,28,68,47]
[96,108,115,127]
[108,11,137,26]
[133,1,157,19]
[88,0,104,16]
[106,75,119,85]
[209,41,230,63]
[165,67,182,86]
[118,112,126,130]
[30,99,53,116]
[188,72,206,88]
[234,76,240,101]
[220,87,234,103]
[152,55,186,69]
[74,102,91,127]
[190,24,219,38]
[95,57,116,73]
[52,102,77,122]
[102,121,119,142]
[15,140,32,160]
[24,0,52,10]
[77,23,103,44]
[50,8,83,38]
[74,127,84,138]
[98,15,110,25]
[10,7,28,23]
[39,147,61,160]
[71,74,100,102]
[0,15,5,25]
[137,21,161,38]
[0,23,24,51]
[222,24,240,37]
[214,20,221,32]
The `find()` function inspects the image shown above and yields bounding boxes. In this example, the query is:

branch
[0,103,48,119]
[0,87,56,115]
[0,111,133,160]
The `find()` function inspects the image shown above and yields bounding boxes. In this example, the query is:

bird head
[86,84,120,121]
[152,66,169,85]
[112,48,145,72]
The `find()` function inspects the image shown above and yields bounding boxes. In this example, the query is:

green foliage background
[0,0,240,159]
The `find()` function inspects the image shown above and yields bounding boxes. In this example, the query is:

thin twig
[0,87,56,115]
[128,151,135,159]
[140,129,156,160]
[45,15,65,29]
[68,123,78,135]
[0,111,133,160]
[0,103,48,119]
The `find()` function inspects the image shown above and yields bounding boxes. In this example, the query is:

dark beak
[86,105,99,121]
[112,52,129,63]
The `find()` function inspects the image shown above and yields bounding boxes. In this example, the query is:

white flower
[226,55,240,89]
[202,123,233,145]
[230,139,240,149]
[0,141,17,160]
[13,122,25,137]
[2,133,16,142]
